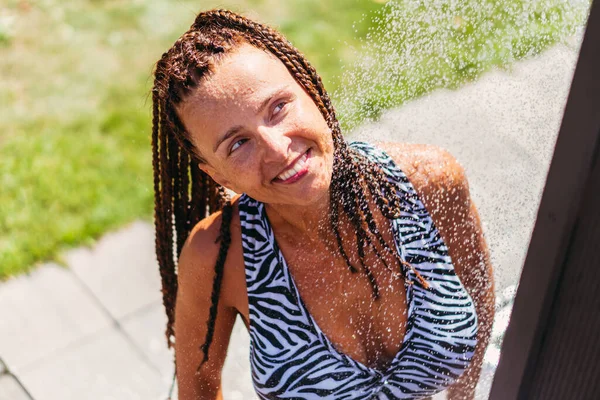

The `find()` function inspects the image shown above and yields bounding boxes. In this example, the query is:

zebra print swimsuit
[239,141,478,399]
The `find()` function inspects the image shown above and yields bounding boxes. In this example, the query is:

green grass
[0,0,590,279]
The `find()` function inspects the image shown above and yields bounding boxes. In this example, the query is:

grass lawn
[0,0,590,279]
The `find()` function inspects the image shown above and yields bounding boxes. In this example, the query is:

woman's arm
[443,199,495,400]
[409,146,495,400]
[175,211,239,400]
[379,142,496,400]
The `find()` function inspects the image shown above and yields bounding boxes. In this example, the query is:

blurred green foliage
[0,0,590,279]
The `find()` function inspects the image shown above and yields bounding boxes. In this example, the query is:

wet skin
[174,44,495,400]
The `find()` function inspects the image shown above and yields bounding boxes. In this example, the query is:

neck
[265,193,333,244]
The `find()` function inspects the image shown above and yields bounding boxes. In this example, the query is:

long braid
[330,202,358,273]
[156,98,178,347]
[180,149,191,239]
[197,200,234,369]
[171,135,184,259]
[151,90,175,344]
[343,157,381,298]
[151,9,429,382]
[356,151,430,288]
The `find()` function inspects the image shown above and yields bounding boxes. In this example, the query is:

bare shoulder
[177,195,245,311]
[375,142,494,302]
[375,141,469,203]
[375,142,476,274]
[185,198,241,257]
[181,196,241,270]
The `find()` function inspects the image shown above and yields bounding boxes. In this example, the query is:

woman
[151,9,495,400]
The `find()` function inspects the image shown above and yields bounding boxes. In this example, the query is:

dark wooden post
[489,0,600,398]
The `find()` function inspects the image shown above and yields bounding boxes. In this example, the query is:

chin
[289,179,331,206]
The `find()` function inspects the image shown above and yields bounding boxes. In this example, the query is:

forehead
[182,44,295,114]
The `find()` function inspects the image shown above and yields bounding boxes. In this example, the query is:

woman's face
[177,43,334,206]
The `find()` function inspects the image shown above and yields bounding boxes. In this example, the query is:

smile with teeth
[275,151,309,182]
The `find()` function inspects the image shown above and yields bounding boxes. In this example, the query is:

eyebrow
[213,85,291,153]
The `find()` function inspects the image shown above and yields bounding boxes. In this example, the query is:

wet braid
[158,92,177,345]
[198,200,234,369]
[151,9,429,380]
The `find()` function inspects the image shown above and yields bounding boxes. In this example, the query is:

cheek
[316,121,335,164]
[302,98,330,132]
[293,104,334,152]
[221,158,264,190]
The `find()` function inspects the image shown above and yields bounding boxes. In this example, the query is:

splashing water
[325,0,591,397]
[332,0,591,132]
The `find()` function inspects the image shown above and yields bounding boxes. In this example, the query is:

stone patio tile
[121,303,256,399]
[119,302,175,382]
[65,220,162,320]
[220,316,256,399]
[0,374,33,400]
[18,326,166,400]
[0,263,111,371]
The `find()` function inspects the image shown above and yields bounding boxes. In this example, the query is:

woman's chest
[278,240,411,371]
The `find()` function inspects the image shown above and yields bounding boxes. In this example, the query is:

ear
[198,163,235,191]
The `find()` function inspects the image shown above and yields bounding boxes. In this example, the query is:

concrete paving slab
[122,303,256,399]
[120,301,175,382]
[18,326,165,400]
[65,220,162,320]
[0,374,33,400]
[0,263,112,372]
[220,316,256,399]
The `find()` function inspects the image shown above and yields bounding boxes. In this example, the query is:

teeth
[277,152,307,181]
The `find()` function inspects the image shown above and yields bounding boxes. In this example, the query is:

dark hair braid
[198,200,234,370]
[158,94,178,345]
[150,10,429,385]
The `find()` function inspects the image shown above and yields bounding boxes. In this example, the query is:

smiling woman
[151,9,494,400]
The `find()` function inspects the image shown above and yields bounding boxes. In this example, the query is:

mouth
[272,149,311,184]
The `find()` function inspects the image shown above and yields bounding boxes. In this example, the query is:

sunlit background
[0,0,592,399]
[0,0,589,278]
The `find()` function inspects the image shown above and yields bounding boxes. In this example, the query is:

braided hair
[151,8,428,377]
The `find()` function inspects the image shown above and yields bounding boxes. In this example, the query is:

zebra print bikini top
[239,141,478,399]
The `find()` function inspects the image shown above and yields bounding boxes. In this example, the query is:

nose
[257,126,290,164]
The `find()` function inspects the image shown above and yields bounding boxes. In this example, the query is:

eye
[272,101,287,118]
[229,138,247,154]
